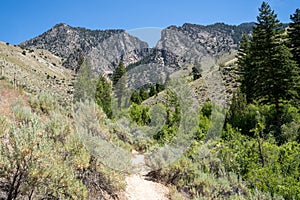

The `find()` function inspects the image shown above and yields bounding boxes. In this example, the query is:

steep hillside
[0,41,74,104]
[20,23,148,73]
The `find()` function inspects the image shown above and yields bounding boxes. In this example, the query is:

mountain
[20,23,149,73]
[20,23,254,74]
[18,22,254,106]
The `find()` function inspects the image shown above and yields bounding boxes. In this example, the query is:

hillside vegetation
[0,42,74,105]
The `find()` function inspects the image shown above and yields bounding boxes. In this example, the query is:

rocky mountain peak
[20,24,147,73]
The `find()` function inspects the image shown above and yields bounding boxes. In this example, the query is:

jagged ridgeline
[19,23,148,73]
[159,22,255,57]
[20,22,254,75]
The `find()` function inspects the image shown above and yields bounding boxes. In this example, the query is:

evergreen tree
[288,8,300,68]
[237,2,299,142]
[149,84,157,97]
[73,60,97,102]
[95,76,112,118]
[113,62,127,108]
[237,33,253,101]
[156,83,164,93]
[192,63,202,80]
[112,62,126,86]
[139,87,149,101]
[131,90,142,104]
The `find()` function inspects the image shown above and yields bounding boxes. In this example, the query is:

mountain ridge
[19,22,254,73]
[16,22,254,105]
[20,23,148,73]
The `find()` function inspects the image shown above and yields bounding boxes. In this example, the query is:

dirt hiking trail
[125,150,169,200]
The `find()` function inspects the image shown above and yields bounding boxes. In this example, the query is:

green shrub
[148,142,249,199]
[12,102,34,124]
[45,111,71,143]
[29,93,56,114]
[219,126,300,199]
[130,103,150,126]
[0,115,87,199]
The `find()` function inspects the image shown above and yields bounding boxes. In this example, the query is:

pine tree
[288,8,300,68]
[237,2,300,142]
[192,63,202,80]
[73,60,97,102]
[112,62,127,108]
[156,82,164,93]
[131,90,142,104]
[95,76,112,118]
[237,33,253,101]
[112,61,126,86]
[149,84,157,97]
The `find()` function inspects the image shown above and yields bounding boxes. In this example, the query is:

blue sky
[1,0,299,45]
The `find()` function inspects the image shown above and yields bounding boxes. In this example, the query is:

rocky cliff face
[124,48,182,71]
[156,22,254,63]
[20,22,254,74]
[20,23,148,73]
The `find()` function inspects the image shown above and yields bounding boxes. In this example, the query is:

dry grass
[0,80,27,119]
[0,42,75,104]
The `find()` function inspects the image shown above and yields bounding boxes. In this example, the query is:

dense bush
[130,103,151,126]
[29,93,56,114]
[153,90,181,144]
[0,109,87,199]
[0,97,126,199]
[147,141,282,199]
[219,125,300,199]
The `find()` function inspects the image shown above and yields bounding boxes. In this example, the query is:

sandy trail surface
[125,151,169,200]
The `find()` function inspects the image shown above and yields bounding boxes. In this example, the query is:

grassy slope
[0,42,74,105]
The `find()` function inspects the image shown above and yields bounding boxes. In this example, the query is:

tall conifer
[237,2,299,142]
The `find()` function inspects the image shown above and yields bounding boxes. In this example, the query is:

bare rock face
[157,22,254,62]
[20,22,254,74]
[20,23,148,73]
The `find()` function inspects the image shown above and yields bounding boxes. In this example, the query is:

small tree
[95,76,112,118]
[139,87,149,101]
[73,61,97,102]
[149,84,157,97]
[131,90,142,104]
[113,62,127,108]
[192,63,202,80]
[112,62,126,86]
